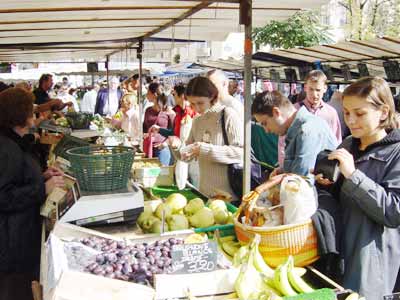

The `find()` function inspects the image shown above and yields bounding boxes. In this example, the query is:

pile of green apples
[137,193,234,234]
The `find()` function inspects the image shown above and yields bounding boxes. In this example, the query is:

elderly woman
[0,88,64,300]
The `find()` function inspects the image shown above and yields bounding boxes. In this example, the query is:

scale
[41,175,144,227]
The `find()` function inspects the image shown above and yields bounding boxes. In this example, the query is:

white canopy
[0,0,328,62]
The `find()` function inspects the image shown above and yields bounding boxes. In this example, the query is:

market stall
[0,1,374,299]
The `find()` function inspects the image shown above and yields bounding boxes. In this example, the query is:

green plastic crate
[150,185,237,237]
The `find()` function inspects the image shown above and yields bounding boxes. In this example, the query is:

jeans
[154,146,172,166]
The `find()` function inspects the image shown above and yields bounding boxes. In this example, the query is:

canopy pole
[137,39,144,143]
[106,55,110,111]
[240,0,252,196]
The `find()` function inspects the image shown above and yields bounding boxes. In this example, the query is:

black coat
[0,128,46,274]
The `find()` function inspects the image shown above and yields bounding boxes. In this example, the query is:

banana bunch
[234,235,281,300]
[233,235,315,299]
[345,292,364,300]
[215,233,241,262]
[273,256,314,297]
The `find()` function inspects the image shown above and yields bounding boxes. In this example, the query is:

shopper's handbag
[143,133,154,158]
[143,112,162,158]
[220,109,269,198]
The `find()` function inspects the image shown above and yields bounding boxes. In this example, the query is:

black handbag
[220,108,268,199]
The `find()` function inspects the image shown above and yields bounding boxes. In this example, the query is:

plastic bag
[279,174,317,224]
[175,115,193,189]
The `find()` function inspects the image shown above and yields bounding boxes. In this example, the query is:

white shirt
[121,106,141,141]
[104,90,119,116]
[58,92,80,112]
[80,90,97,113]
[143,97,154,112]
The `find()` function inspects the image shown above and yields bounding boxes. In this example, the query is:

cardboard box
[132,158,174,187]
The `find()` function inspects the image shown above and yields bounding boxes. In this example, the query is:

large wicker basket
[234,218,318,267]
[66,145,135,192]
[234,174,319,267]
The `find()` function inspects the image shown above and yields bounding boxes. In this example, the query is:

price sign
[171,241,217,274]
[384,293,400,300]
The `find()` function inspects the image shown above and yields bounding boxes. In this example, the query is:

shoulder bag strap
[220,108,229,146]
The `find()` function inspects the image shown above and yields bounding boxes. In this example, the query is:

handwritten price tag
[170,241,217,274]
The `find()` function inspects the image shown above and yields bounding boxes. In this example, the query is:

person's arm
[143,108,150,133]
[169,122,195,162]
[0,147,45,213]
[159,127,174,137]
[34,99,71,113]
[288,129,334,179]
[199,108,243,165]
[341,163,400,228]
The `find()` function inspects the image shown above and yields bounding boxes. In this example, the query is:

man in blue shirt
[251,90,338,180]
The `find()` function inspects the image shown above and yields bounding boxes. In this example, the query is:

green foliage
[252,11,333,49]
[339,0,400,39]
[173,54,181,64]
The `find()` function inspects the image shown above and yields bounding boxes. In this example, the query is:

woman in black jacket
[0,88,64,300]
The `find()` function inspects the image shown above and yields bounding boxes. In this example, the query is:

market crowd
[0,68,400,299]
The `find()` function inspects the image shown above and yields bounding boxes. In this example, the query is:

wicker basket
[234,218,318,267]
[66,145,135,192]
[234,174,319,267]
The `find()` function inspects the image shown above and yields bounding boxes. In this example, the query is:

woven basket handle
[243,174,286,225]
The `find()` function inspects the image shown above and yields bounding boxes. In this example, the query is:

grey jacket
[337,130,400,299]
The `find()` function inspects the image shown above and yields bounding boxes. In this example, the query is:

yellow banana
[294,267,307,277]
[274,260,297,297]
[287,256,314,294]
[345,292,360,300]
[219,235,236,243]
[233,244,250,267]
[214,230,233,262]
[252,235,275,278]
[222,241,241,257]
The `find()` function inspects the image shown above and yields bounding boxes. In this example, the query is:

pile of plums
[79,236,184,285]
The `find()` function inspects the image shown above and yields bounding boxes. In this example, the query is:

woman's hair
[343,77,397,130]
[185,77,218,104]
[157,93,169,111]
[0,87,34,129]
[251,90,293,116]
[173,83,186,97]
[38,73,52,87]
[15,81,31,91]
[148,82,160,95]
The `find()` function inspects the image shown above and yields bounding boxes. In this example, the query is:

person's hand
[314,174,334,186]
[34,115,45,127]
[181,142,201,160]
[328,148,355,179]
[167,136,181,149]
[269,167,282,178]
[49,99,66,111]
[43,166,64,180]
[154,142,166,150]
[45,176,65,195]
[149,125,160,134]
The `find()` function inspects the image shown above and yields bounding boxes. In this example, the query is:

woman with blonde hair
[317,77,400,299]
